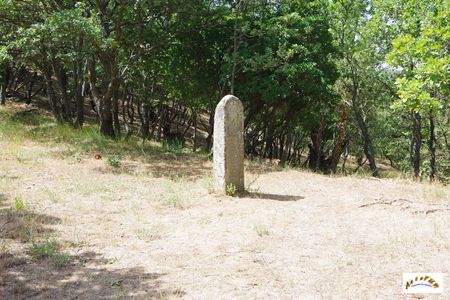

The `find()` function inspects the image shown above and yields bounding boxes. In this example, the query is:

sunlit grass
[0,107,165,158]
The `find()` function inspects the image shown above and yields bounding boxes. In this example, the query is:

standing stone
[213,95,244,194]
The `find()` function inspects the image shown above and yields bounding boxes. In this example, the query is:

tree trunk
[73,61,84,128]
[265,124,275,159]
[139,102,150,140]
[127,94,135,125]
[88,57,116,138]
[428,111,436,181]
[279,133,286,164]
[52,59,72,123]
[205,97,215,152]
[355,109,379,177]
[43,65,62,122]
[11,65,25,93]
[100,91,116,138]
[122,92,133,141]
[112,89,121,138]
[157,104,164,142]
[347,53,378,177]
[411,112,422,180]
[308,118,324,171]
[74,39,85,128]
[193,114,198,152]
[341,138,350,175]
[0,80,6,106]
[329,103,348,174]
[0,62,9,106]
[25,72,36,104]
[284,127,293,163]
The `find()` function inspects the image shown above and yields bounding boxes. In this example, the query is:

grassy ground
[1,103,449,299]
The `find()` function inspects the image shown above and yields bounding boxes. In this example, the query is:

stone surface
[213,95,244,194]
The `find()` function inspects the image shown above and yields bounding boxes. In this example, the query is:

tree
[226,0,338,168]
[383,0,449,180]
[330,0,383,177]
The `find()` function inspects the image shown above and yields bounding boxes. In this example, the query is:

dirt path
[1,142,449,299]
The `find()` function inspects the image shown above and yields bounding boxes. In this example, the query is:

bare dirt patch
[1,140,449,299]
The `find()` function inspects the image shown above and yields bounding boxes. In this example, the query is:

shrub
[107,155,122,168]
[14,197,25,211]
[162,140,184,154]
[31,239,57,257]
[30,239,69,267]
[226,183,237,197]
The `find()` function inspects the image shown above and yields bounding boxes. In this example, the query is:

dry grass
[254,224,270,237]
[1,104,449,298]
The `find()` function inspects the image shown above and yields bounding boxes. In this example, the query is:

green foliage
[52,252,70,268]
[162,140,184,155]
[387,0,449,114]
[226,183,237,197]
[31,239,69,267]
[229,0,338,128]
[0,109,163,157]
[72,153,82,163]
[107,155,123,168]
[14,196,25,211]
[31,239,58,258]
[0,0,448,181]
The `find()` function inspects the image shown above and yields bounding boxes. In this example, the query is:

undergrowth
[0,107,164,158]
[30,238,69,267]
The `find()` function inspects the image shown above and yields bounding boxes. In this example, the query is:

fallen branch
[359,198,412,208]
[412,208,450,215]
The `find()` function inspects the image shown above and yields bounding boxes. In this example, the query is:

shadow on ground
[95,154,211,180]
[245,162,285,175]
[0,196,179,299]
[243,192,304,201]
[146,155,210,180]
